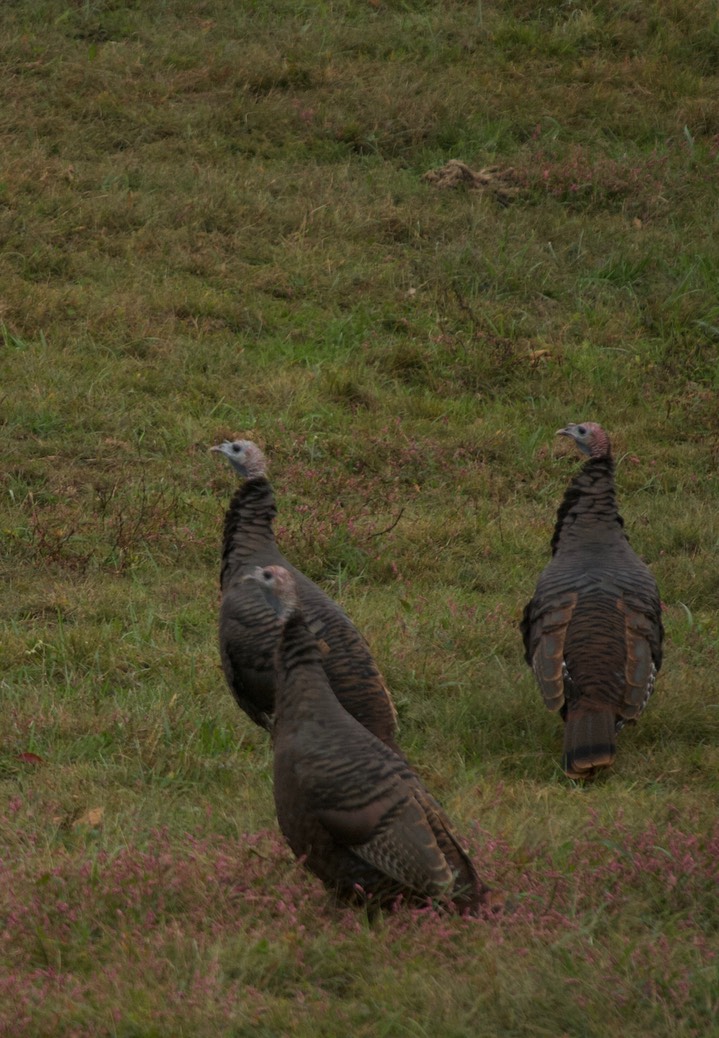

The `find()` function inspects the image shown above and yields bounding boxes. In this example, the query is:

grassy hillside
[2,1,718,1034]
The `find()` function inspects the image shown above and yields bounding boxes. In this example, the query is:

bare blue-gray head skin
[243,564,299,619]
[556,422,611,460]
[210,439,267,479]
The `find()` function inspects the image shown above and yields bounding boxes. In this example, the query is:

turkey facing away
[521,422,663,779]
[211,440,400,754]
[245,563,492,914]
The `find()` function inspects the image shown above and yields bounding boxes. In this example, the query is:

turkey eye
[232,444,241,453]
[577,426,587,435]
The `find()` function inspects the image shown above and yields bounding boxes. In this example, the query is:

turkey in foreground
[520,422,663,779]
[211,440,400,753]
[246,563,493,913]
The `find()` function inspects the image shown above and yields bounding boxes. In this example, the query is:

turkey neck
[550,456,624,553]
[274,613,337,726]
[220,478,278,580]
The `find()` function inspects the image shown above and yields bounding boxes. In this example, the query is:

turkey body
[251,565,489,913]
[521,428,663,778]
[216,449,400,753]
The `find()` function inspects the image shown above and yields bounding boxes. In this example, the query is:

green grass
[2,0,719,1034]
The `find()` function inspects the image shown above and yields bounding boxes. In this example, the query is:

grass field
[2,1,719,1034]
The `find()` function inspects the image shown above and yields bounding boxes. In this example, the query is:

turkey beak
[209,443,226,454]
[555,427,572,438]
[241,567,265,583]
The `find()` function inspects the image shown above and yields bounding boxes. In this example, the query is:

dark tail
[562,704,616,779]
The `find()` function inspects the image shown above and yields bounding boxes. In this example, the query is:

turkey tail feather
[562,705,616,779]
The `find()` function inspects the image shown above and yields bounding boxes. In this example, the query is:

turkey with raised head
[520,422,663,779]
[246,563,493,914]
[211,439,400,753]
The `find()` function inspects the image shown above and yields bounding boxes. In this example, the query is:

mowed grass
[1,0,719,1034]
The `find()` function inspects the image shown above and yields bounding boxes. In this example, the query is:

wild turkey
[245,563,492,913]
[521,422,663,779]
[211,439,400,753]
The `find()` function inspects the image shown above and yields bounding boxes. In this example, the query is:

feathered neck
[550,455,624,554]
[220,478,277,582]
[273,612,331,725]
